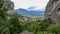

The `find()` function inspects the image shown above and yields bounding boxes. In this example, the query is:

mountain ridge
[15,8,45,17]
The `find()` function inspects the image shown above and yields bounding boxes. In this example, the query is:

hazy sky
[11,0,49,10]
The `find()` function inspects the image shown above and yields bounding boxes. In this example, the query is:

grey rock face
[3,0,14,9]
[3,0,14,15]
[45,0,60,24]
[20,31,34,34]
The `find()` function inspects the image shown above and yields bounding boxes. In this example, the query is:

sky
[11,0,49,10]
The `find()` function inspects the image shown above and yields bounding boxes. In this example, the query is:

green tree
[8,16,21,34]
[0,0,8,19]
[0,0,9,34]
[38,18,52,31]
[47,24,60,34]
[0,0,4,8]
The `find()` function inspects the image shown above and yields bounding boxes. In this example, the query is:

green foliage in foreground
[0,0,4,8]
[0,15,54,34]
[0,12,60,34]
[19,18,52,32]
[0,0,60,34]
[47,24,60,34]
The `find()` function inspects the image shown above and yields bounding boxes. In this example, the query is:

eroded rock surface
[45,0,60,24]
[4,0,14,15]
[20,31,34,34]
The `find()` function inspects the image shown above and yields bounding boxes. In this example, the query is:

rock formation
[3,0,14,15]
[20,31,34,34]
[45,0,60,24]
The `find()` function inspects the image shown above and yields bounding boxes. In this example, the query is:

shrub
[7,16,21,34]
[0,0,4,8]
[36,31,56,34]
[26,22,39,32]
[47,24,60,34]
[38,18,52,31]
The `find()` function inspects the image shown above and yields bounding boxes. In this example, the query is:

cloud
[28,6,36,9]
[11,0,49,9]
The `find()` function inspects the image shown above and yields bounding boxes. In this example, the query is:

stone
[3,0,14,15]
[45,0,60,24]
[20,31,34,34]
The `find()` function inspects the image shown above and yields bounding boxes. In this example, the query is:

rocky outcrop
[45,0,60,24]
[3,0,14,15]
[20,31,34,34]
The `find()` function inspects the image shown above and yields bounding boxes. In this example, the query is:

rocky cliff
[45,0,60,24]
[3,0,14,15]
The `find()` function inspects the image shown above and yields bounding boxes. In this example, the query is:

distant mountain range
[15,8,45,17]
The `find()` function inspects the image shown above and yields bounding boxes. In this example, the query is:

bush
[47,24,60,34]
[36,31,56,34]
[7,16,21,34]
[18,19,52,33]
[0,0,4,8]
[38,18,52,31]
[26,21,39,32]
[19,21,38,32]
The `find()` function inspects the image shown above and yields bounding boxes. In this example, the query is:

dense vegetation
[0,0,60,34]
